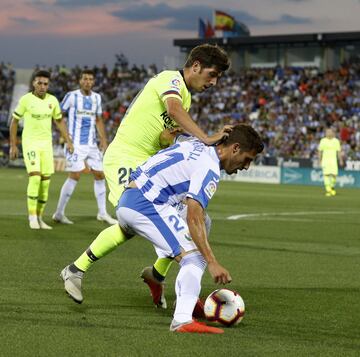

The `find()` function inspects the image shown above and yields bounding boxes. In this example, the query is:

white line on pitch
[227,211,350,220]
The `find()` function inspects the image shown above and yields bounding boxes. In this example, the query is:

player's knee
[69,172,81,181]
[28,172,41,177]
[93,171,105,180]
[180,251,207,271]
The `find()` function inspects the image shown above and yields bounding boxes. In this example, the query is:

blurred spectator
[5,59,358,164]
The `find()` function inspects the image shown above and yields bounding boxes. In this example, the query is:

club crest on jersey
[171,78,181,87]
[204,180,217,199]
[48,104,52,109]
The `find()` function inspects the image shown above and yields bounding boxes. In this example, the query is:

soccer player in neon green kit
[61,44,231,309]
[318,128,343,196]
[9,70,74,229]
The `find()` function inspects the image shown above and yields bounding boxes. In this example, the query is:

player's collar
[210,145,221,165]
[80,89,92,96]
[179,70,189,91]
[31,92,47,100]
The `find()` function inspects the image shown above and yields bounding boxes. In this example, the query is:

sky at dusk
[1,0,359,69]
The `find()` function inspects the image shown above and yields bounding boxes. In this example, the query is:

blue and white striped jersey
[130,139,220,209]
[61,89,102,146]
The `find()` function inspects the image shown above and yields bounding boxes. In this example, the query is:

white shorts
[175,201,212,238]
[65,145,103,172]
[116,188,197,258]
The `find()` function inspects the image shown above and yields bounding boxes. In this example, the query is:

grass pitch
[0,168,359,356]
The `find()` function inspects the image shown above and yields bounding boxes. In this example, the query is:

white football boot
[29,215,40,230]
[96,213,118,225]
[60,265,84,304]
[38,218,53,230]
[52,213,74,224]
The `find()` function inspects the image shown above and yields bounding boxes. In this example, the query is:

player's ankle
[152,266,165,282]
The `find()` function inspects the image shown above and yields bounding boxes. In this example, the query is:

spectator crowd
[1,57,360,163]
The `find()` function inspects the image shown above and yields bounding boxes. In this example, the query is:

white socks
[55,178,78,216]
[94,179,107,216]
[173,252,207,323]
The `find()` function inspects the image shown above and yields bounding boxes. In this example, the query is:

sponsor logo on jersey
[204,180,217,199]
[160,110,176,129]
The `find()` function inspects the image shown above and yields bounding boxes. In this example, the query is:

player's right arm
[318,139,324,165]
[165,98,231,145]
[9,117,19,160]
[186,198,232,285]
[9,96,26,160]
[159,127,184,148]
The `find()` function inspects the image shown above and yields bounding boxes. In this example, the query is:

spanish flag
[214,10,235,31]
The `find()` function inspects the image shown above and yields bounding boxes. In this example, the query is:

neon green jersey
[108,70,191,160]
[13,92,62,145]
[319,137,341,167]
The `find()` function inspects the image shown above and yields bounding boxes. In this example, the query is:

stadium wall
[221,165,360,188]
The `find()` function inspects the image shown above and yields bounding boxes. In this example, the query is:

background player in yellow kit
[60,44,230,310]
[9,70,74,229]
[318,128,343,196]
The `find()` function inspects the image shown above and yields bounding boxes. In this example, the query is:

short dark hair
[184,44,230,72]
[33,70,51,80]
[223,124,264,153]
[80,69,95,79]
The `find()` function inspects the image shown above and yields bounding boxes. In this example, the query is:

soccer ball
[204,288,245,326]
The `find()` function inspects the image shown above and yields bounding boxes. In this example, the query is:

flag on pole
[205,20,215,38]
[198,18,206,38]
[214,10,235,31]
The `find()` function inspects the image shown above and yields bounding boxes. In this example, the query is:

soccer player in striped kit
[52,69,117,225]
[61,124,264,333]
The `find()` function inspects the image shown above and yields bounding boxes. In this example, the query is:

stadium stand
[0,62,16,165]
[2,60,360,166]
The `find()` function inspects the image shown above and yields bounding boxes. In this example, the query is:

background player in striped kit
[52,69,117,225]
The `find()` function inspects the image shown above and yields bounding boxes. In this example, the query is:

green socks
[74,224,128,272]
[27,175,41,216]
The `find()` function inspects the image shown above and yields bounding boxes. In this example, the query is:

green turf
[0,168,359,356]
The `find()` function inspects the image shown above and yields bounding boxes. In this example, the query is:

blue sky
[1,0,359,69]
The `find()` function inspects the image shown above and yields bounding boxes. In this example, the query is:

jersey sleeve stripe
[13,111,22,119]
[161,90,182,99]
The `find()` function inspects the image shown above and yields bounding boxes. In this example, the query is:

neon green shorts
[103,149,148,207]
[22,142,54,175]
[322,164,338,176]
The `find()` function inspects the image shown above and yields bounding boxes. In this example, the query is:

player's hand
[67,141,74,154]
[205,125,233,146]
[159,127,184,148]
[169,127,184,135]
[208,261,232,285]
[9,145,19,160]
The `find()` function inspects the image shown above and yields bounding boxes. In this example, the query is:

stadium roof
[174,31,360,49]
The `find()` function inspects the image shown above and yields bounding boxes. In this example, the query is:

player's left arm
[337,143,344,167]
[95,115,108,152]
[54,118,74,154]
[52,98,74,153]
[186,198,231,285]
